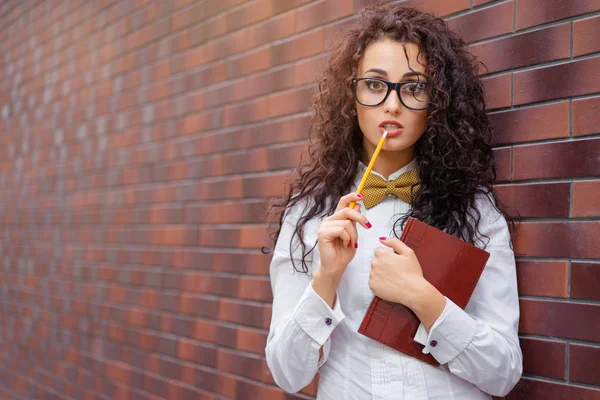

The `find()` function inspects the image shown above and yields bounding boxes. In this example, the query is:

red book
[358,217,490,366]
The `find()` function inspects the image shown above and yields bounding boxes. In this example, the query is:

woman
[265,4,522,399]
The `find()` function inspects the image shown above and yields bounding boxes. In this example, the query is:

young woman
[265,5,522,399]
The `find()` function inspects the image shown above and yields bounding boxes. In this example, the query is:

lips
[379,120,404,137]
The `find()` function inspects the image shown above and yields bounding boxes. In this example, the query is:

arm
[266,193,369,393]
[264,207,345,393]
[412,197,523,396]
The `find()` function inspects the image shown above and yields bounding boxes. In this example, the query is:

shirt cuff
[414,298,477,365]
[293,280,345,346]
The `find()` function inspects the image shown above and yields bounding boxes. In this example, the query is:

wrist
[408,279,447,331]
[312,268,341,308]
[407,278,443,313]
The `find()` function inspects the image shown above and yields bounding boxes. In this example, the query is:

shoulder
[471,190,510,248]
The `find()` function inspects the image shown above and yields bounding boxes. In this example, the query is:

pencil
[349,130,388,210]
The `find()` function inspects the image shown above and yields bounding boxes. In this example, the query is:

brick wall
[0,0,598,399]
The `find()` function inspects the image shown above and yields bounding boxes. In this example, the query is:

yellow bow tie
[361,168,420,209]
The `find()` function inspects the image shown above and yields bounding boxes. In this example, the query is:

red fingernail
[354,243,358,249]
[347,243,351,248]
[357,193,364,198]
[366,221,372,228]
[379,237,387,240]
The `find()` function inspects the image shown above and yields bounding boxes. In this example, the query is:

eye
[405,82,427,93]
[366,80,386,91]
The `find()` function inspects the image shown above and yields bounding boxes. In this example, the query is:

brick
[230,64,295,103]
[446,0,513,44]
[516,0,600,30]
[408,0,471,16]
[514,57,600,105]
[482,73,511,110]
[513,138,600,180]
[471,23,570,75]
[295,0,353,33]
[294,55,327,86]
[573,96,600,136]
[198,225,271,249]
[573,180,600,218]
[570,343,600,385]
[273,0,315,15]
[516,260,568,298]
[574,15,600,57]
[519,299,600,342]
[520,337,566,379]
[238,276,272,302]
[494,182,570,218]
[571,262,600,301]
[271,28,324,65]
[515,222,600,258]
[267,86,315,118]
[514,221,600,258]
[222,97,268,127]
[235,327,267,354]
[493,147,511,181]
[226,0,272,31]
[218,299,269,329]
[225,46,270,78]
[489,101,569,145]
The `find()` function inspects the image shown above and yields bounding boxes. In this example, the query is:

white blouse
[265,159,522,399]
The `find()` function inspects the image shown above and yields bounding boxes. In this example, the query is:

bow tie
[361,168,420,209]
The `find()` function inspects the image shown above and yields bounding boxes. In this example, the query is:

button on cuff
[293,281,345,346]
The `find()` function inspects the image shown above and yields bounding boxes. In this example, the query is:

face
[355,38,429,166]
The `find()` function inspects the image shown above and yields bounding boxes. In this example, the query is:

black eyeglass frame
[352,77,431,110]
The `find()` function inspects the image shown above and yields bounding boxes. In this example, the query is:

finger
[335,192,364,213]
[323,220,358,247]
[328,207,371,230]
[379,236,414,256]
[320,226,352,248]
[373,246,393,258]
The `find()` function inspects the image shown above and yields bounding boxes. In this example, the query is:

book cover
[358,217,490,366]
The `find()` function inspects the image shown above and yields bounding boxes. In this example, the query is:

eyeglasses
[352,78,431,110]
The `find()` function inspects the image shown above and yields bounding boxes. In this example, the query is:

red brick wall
[0,0,598,399]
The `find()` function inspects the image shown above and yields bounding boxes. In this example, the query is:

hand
[369,236,427,308]
[317,192,372,280]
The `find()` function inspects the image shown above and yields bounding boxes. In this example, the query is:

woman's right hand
[317,192,372,280]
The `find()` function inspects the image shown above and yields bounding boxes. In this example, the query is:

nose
[383,88,402,115]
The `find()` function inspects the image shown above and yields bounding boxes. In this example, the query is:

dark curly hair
[266,4,515,273]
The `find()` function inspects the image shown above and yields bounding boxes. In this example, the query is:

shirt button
[325,317,332,326]
[430,340,437,347]
[386,193,393,197]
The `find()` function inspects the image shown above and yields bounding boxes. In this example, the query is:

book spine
[358,296,379,334]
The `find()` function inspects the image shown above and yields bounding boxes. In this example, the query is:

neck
[363,147,415,178]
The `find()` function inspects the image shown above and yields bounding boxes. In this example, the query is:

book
[357,217,491,366]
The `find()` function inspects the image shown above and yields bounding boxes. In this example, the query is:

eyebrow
[364,68,428,79]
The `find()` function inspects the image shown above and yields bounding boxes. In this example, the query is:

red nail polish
[357,193,364,198]
[366,221,372,228]
[354,243,358,249]
[379,237,387,240]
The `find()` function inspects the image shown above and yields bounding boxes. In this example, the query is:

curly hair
[266,4,514,273]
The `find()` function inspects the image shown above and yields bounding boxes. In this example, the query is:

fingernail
[366,221,372,229]
[354,243,358,249]
[379,237,387,241]
[357,193,364,198]
[347,243,351,248]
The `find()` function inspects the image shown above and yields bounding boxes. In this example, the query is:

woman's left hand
[369,237,427,309]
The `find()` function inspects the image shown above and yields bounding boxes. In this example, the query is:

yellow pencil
[349,130,388,209]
